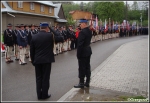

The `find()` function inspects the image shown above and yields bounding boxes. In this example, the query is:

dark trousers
[78,56,91,82]
[70,40,75,49]
[35,63,51,99]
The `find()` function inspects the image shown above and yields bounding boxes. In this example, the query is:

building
[1,1,67,32]
[69,10,95,27]
[54,3,67,26]
[52,1,73,5]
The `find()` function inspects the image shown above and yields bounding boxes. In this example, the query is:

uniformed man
[62,26,68,52]
[56,26,64,54]
[67,25,75,50]
[35,24,39,34]
[13,24,20,61]
[27,24,37,61]
[24,24,30,58]
[74,19,92,88]
[17,24,28,65]
[3,23,15,63]
[30,22,64,99]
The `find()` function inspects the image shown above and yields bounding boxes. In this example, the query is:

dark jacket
[30,30,63,65]
[4,29,14,46]
[17,30,28,47]
[13,29,19,45]
[27,30,37,45]
[77,27,92,59]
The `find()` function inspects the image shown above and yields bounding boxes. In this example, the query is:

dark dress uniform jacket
[4,29,14,46]
[30,31,63,65]
[30,30,55,65]
[17,30,28,47]
[77,27,92,59]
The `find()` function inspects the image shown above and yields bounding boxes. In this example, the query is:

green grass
[110,95,148,101]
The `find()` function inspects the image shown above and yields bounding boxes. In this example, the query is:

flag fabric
[89,14,93,26]
[105,19,107,29]
[100,19,102,31]
[95,15,98,30]
[112,20,114,30]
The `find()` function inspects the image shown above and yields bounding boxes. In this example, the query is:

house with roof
[69,10,92,26]
[1,1,67,32]
[54,3,67,26]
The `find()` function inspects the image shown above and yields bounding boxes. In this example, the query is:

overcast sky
[73,1,134,5]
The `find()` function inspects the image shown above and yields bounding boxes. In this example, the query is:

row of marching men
[51,25,79,55]
[3,23,39,65]
[3,23,80,65]
[88,25,146,43]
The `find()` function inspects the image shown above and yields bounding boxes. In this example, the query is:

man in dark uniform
[35,24,39,34]
[67,25,76,50]
[74,19,92,88]
[13,24,20,60]
[3,23,15,63]
[24,24,30,58]
[62,26,68,52]
[27,24,37,61]
[17,24,28,65]
[30,22,63,100]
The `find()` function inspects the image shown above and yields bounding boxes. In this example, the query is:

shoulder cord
[62,30,67,35]
[30,30,33,36]
[13,30,17,36]
[18,30,26,38]
[6,29,12,37]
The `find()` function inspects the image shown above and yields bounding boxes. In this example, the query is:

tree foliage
[62,1,148,26]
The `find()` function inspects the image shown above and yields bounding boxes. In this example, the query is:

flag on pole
[89,14,93,26]
[105,19,107,29]
[96,15,98,30]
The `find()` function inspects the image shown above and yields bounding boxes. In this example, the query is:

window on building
[49,7,52,13]
[18,1,23,8]
[30,2,34,10]
[41,5,44,12]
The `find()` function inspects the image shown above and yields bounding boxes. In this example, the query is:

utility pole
[125,1,127,36]
[140,13,142,27]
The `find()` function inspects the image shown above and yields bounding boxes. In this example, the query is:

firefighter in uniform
[3,23,15,63]
[74,19,92,88]
[17,24,28,65]
[30,22,64,99]
[13,24,20,61]
[67,25,74,51]
[62,26,68,52]
[27,24,37,61]
[56,26,64,54]
[25,24,30,58]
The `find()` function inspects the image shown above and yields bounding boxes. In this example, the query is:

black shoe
[39,94,51,100]
[74,83,84,88]
[9,60,14,62]
[15,58,19,61]
[6,61,10,64]
[84,83,90,87]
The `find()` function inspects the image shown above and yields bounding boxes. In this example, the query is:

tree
[131,1,139,10]
[95,2,124,22]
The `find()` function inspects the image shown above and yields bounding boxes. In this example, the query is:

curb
[57,42,128,101]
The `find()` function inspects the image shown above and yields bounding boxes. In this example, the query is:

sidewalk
[58,38,149,101]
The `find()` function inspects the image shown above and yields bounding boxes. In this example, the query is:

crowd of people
[2,22,148,65]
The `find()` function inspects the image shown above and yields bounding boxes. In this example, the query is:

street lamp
[140,13,142,27]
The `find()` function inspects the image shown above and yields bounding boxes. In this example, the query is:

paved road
[60,37,148,101]
[1,35,148,101]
